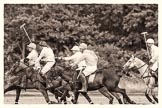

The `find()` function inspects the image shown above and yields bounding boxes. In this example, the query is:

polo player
[146,38,158,80]
[35,41,56,89]
[20,43,40,88]
[71,43,98,92]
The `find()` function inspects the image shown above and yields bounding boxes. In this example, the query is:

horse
[56,62,135,104]
[123,55,158,104]
[49,64,122,104]
[4,61,67,104]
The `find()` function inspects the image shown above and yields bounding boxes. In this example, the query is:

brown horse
[69,65,136,104]
[4,61,66,104]
[53,64,124,104]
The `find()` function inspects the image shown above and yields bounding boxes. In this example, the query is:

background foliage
[4,4,158,92]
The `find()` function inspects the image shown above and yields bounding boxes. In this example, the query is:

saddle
[87,72,96,83]
[76,69,97,84]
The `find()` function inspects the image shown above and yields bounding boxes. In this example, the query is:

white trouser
[83,65,97,76]
[41,62,55,75]
[150,61,158,72]
[76,65,86,71]
[29,63,41,70]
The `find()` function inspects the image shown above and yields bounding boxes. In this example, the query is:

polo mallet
[77,70,82,79]
[20,23,32,43]
[141,32,150,59]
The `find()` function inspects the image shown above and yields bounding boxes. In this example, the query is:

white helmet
[27,43,36,49]
[79,43,87,49]
[146,38,154,44]
[39,41,48,47]
[71,46,80,51]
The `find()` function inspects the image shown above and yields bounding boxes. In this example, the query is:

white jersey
[36,47,55,63]
[27,50,38,65]
[64,52,86,67]
[149,45,158,63]
[36,47,55,75]
[75,50,98,66]
[74,50,98,76]
[149,45,158,71]
[26,49,40,69]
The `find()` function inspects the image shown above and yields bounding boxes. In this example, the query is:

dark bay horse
[4,61,65,104]
[69,65,136,104]
[53,64,124,104]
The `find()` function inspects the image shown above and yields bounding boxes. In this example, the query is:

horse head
[123,55,137,72]
[5,61,21,77]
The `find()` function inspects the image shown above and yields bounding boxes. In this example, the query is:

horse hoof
[58,101,62,104]
[90,102,94,104]
[109,99,113,104]
[124,101,129,104]
[130,101,136,104]
[48,101,57,104]
[118,99,123,104]
[64,102,67,104]
[152,101,156,104]
[15,102,18,104]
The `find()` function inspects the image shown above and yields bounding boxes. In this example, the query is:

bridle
[125,57,149,79]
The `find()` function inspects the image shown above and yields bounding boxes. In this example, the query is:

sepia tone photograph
[4,4,158,105]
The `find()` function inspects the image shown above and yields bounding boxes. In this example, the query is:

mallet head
[141,32,148,35]
[20,23,26,29]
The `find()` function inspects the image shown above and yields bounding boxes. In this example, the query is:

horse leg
[73,90,80,104]
[81,92,94,104]
[110,92,123,104]
[49,89,63,104]
[54,94,60,104]
[151,88,158,103]
[149,77,158,103]
[4,84,15,94]
[111,86,135,104]
[39,89,55,104]
[65,91,75,104]
[15,88,21,104]
[98,87,114,104]
[60,90,68,104]
[145,88,155,104]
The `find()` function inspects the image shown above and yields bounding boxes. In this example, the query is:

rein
[140,66,149,79]
[17,64,31,73]
[7,62,31,76]
[127,58,153,79]
[135,63,153,79]
[136,63,146,70]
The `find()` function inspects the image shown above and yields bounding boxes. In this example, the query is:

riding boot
[153,72,158,84]
[44,74,54,90]
[78,73,87,93]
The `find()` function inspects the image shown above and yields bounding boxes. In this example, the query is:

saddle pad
[88,73,96,83]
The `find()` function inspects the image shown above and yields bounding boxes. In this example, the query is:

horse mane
[6,62,20,76]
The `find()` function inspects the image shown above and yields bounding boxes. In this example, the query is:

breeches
[150,61,158,72]
[83,65,97,76]
[41,62,55,74]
